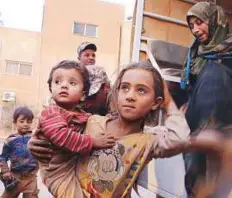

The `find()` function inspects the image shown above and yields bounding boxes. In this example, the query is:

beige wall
[38,0,124,107]
[0,28,41,106]
[0,0,124,109]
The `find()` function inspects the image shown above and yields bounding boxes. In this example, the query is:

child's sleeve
[147,111,190,158]
[0,142,11,173]
[39,106,93,153]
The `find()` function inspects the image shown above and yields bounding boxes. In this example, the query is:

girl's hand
[28,129,53,163]
[180,103,188,114]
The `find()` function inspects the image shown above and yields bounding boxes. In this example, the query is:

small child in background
[38,60,116,198]
[0,107,38,198]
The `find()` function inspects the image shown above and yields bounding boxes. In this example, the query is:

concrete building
[0,28,41,106]
[38,0,124,107]
[0,0,124,109]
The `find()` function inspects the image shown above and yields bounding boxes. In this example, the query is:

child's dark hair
[13,107,34,123]
[47,60,90,95]
[111,61,165,125]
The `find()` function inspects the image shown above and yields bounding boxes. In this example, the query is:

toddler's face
[51,68,85,110]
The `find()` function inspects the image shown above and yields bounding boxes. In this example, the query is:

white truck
[130,0,232,197]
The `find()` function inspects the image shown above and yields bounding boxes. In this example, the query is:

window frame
[4,60,33,77]
[73,22,98,38]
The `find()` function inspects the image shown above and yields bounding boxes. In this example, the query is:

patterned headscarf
[86,65,110,96]
[181,2,232,89]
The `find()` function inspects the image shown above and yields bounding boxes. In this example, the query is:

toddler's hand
[93,133,117,148]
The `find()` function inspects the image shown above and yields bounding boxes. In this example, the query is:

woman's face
[189,16,209,42]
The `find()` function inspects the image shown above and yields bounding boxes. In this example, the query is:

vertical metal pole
[132,0,145,62]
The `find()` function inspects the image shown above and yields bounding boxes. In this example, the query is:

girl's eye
[70,81,77,86]
[137,88,146,94]
[120,84,129,91]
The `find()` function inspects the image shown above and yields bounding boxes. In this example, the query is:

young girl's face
[117,68,157,121]
[189,16,209,42]
[14,115,32,134]
[51,68,85,110]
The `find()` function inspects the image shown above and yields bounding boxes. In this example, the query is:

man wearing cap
[77,42,111,115]
[77,42,97,66]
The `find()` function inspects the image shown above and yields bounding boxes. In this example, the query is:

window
[85,24,97,37]
[73,23,85,35]
[19,63,32,76]
[73,22,98,37]
[5,60,32,76]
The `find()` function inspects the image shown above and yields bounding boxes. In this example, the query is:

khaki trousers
[1,171,38,198]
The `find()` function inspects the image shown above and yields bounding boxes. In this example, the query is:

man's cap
[77,42,97,56]
[86,65,110,96]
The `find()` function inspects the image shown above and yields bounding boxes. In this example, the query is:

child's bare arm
[40,106,93,153]
[148,99,190,158]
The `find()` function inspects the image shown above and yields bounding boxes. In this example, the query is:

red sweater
[39,104,93,153]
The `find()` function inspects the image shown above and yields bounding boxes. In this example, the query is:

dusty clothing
[38,104,92,198]
[1,170,38,198]
[0,131,39,198]
[39,104,92,152]
[0,132,38,174]
[49,112,189,198]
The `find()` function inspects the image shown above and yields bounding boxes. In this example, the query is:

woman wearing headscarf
[180,2,232,196]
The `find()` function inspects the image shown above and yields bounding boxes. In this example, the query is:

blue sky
[0,0,135,32]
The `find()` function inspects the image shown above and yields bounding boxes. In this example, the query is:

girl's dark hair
[47,60,90,95]
[13,107,34,122]
[111,61,165,126]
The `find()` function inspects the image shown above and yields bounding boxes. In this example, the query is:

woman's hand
[28,129,53,163]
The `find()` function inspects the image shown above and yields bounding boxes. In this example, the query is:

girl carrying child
[37,60,117,198]
[29,61,190,197]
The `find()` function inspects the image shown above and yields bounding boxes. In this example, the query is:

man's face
[78,49,96,66]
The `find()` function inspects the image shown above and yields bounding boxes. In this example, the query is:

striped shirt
[39,104,93,153]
